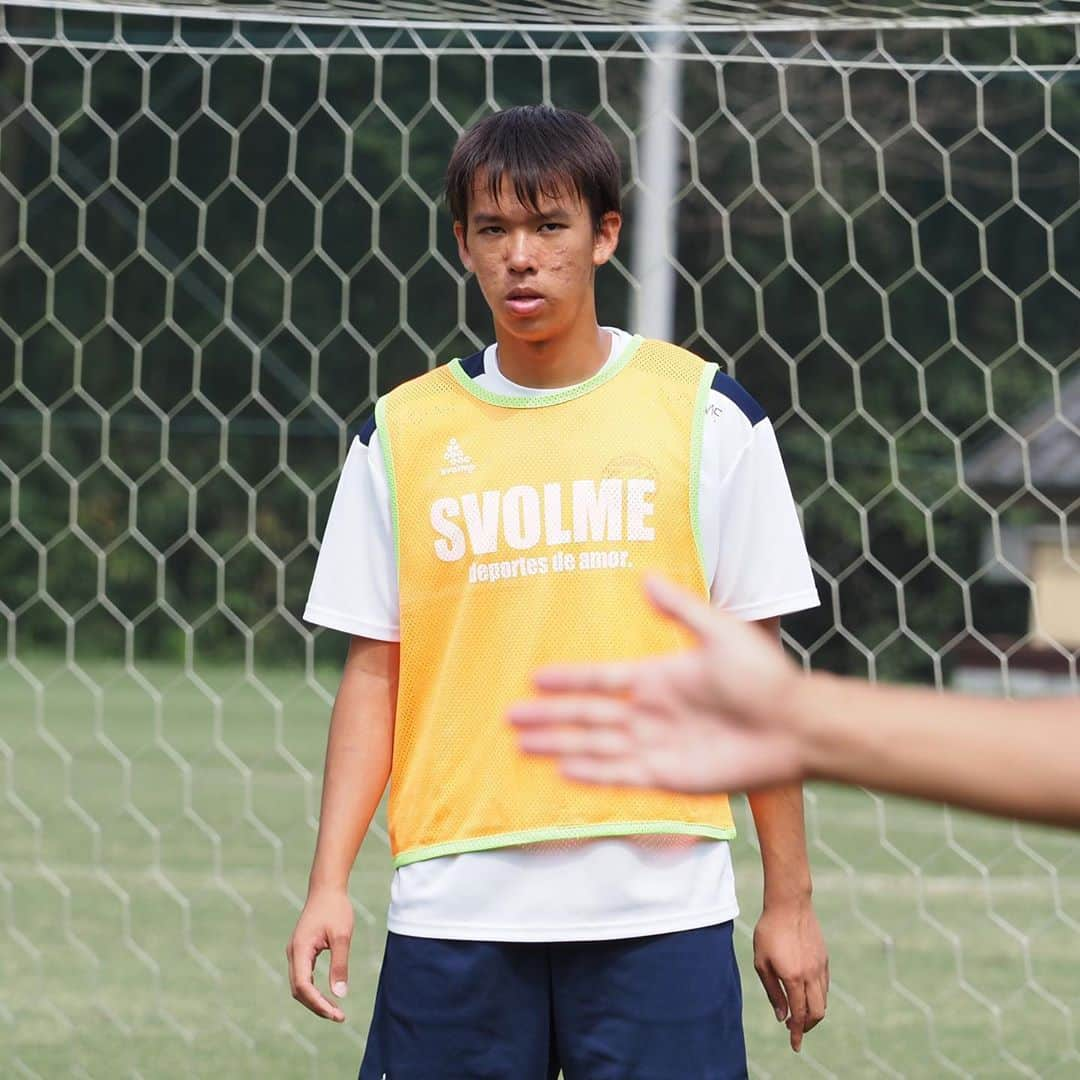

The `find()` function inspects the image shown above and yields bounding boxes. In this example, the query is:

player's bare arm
[509,574,1080,829]
[287,635,398,1021]
[742,619,828,1053]
[796,673,1080,828]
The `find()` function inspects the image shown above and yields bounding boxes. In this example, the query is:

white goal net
[1,1,1078,1076]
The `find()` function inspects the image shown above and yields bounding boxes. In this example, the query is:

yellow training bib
[376,336,736,866]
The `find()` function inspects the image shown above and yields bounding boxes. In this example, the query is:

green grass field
[4,654,1079,1078]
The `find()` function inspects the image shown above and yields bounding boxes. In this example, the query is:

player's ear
[593,211,621,267]
[454,220,474,272]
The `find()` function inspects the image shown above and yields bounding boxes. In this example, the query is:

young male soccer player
[289,105,828,1077]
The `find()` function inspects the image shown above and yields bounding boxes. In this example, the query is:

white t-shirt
[304,329,819,942]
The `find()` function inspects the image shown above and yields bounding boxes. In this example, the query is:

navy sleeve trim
[355,413,377,446]
[710,370,767,426]
[459,351,485,379]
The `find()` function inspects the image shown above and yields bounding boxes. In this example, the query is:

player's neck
[493,316,610,390]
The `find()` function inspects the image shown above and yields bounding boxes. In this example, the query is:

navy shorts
[358,921,747,1080]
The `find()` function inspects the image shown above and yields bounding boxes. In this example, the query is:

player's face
[454,174,620,343]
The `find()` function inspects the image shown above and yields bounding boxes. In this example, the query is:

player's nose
[506,230,536,272]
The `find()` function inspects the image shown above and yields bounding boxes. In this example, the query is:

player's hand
[752,898,828,1052]
[509,574,807,793]
[287,887,354,1022]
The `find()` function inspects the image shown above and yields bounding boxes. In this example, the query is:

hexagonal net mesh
[1,1,1079,1077]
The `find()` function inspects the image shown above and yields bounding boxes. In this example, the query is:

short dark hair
[445,106,621,234]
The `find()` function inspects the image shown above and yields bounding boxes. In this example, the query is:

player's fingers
[560,754,649,788]
[644,574,715,640]
[754,957,789,1024]
[532,661,633,695]
[328,930,351,1001]
[288,938,345,1023]
[783,976,809,1053]
[516,721,634,760]
[804,971,827,1034]
[508,696,631,730]
[295,979,346,1023]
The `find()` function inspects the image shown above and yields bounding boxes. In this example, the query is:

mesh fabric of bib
[376,336,736,867]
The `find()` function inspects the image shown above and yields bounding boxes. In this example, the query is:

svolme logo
[430,478,656,562]
[441,437,477,475]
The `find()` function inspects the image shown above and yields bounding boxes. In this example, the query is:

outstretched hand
[509,574,808,794]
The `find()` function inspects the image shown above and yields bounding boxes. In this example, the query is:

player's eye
[538,222,566,232]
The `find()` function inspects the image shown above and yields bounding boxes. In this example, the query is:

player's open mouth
[505,290,545,317]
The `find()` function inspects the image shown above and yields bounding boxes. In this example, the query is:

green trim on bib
[393,819,737,867]
[447,334,644,408]
[374,395,400,568]
[689,362,716,587]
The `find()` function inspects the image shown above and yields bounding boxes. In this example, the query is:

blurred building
[953,371,1080,696]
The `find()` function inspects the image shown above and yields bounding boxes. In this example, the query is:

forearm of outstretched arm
[308,636,398,893]
[797,676,1080,828]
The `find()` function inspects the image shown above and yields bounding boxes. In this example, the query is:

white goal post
[1,1,1078,1077]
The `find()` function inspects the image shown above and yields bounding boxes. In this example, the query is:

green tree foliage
[675,41,1079,679]
[0,22,1075,678]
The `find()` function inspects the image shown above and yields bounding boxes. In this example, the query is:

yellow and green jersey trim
[446,334,644,408]
[690,361,718,585]
[394,820,738,868]
[374,393,400,570]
